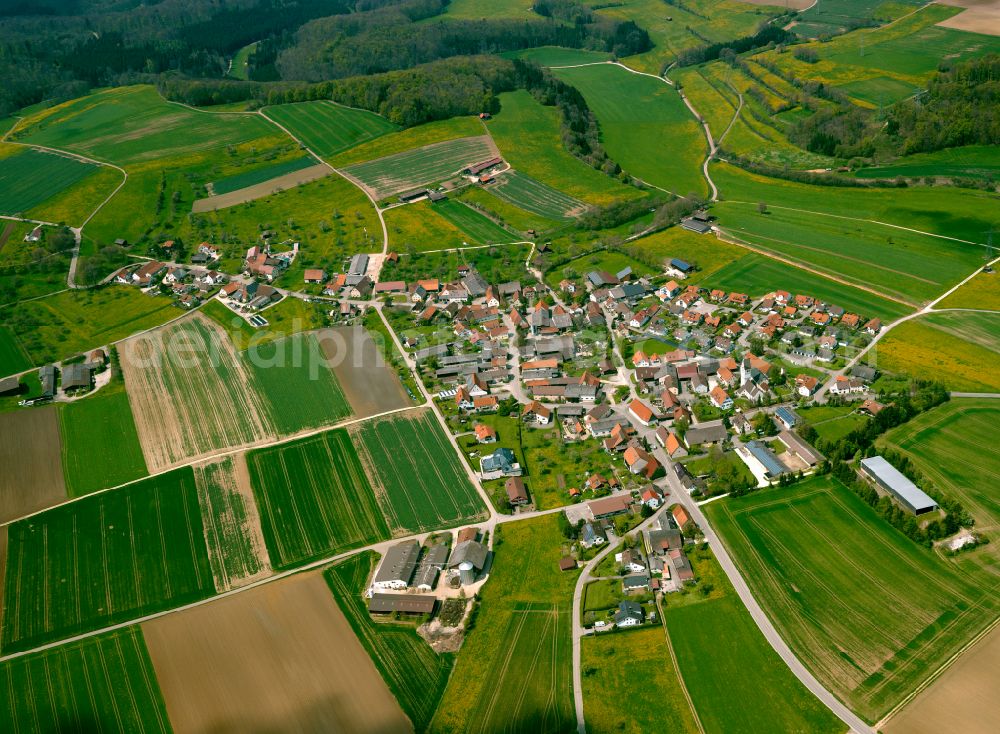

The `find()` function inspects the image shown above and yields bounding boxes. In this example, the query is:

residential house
[474,423,497,443]
[505,477,530,507]
[709,386,733,410]
[628,398,656,426]
[480,447,521,478]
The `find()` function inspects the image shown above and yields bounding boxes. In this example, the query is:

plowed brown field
[317,327,411,417]
[0,406,66,523]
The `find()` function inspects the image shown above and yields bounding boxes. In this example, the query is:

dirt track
[0,407,67,523]
[142,571,412,733]
[191,163,332,212]
[317,326,411,418]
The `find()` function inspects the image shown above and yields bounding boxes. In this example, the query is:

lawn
[2,287,179,367]
[879,399,1000,568]
[247,428,389,569]
[704,476,1000,721]
[0,325,31,376]
[712,198,986,304]
[487,89,642,206]
[342,135,497,200]
[488,171,586,221]
[330,116,485,167]
[326,552,454,732]
[209,154,318,194]
[351,409,487,535]
[14,85,278,165]
[432,198,515,243]
[937,270,1000,311]
[553,63,708,198]
[797,404,869,443]
[505,46,612,66]
[703,252,914,320]
[263,101,398,159]
[58,379,148,496]
[0,146,103,216]
[2,468,215,652]
[582,626,700,734]
[0,627,170,731]
[873,311,1000,392]
[431,515,578,733]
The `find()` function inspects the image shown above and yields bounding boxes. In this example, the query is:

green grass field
[703,253,913,320]
[856,146,1000,183]
[553,64,707,198]
[797,404,870,443]
[209,154,317,194]
[0,325,31,376]
[456,185,560,233]
[385,199,480,252]
[330,116,484,167]
[488,171,585,221]
[713,198,985,304]
[0,627,170,731]
[487,90,642,206]
[228,41,258,80]
[582,626,700,734]
[2,467,215,652]
[2,287,179,367]
[351,409,487,535]
[879,399,1000,567]
[247,428,389,569]
[264,101,398,159]
[937,270,1000,311]
[0,147,102,216]
[873,311,1000,392]
[505,46,612,66]
[624,225,747,283]
[59,380,148,496]
[705,476,1000,721]
[431,515,578,733]
[15,86,277,165]
[445,0,534,19]
[342,135,496,200]
[431,198,514,242]
[326,552,454,732]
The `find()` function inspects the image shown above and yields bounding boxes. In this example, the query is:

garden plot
[193,454,272,592]
[340,135,498,200]
[142,571,411,734]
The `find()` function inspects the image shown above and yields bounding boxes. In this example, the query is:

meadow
[487,90,642,206]
[488,171,585,221]
[3,287,179,367]
[0,325,31,376]
[228,41,258,80]
[14,85,277,165]
[582,626,700,734]
[796,0,923,37]
[703,252,914,320]
[247,428,389,569]
[342,135,497,200]
[797,404,870,443]
[382,242,532,289]
[704,476,1000,721]
[445,0,534,19]
[2,467,215,652]
[58,380,148,496]
[330,116,484,167]
[351,409,487,535]
[263,101,398,159]
[326,552,454,732]
[0,627,170,732]
[937,270,1000,311]
[856,146,1000,183]
[506,46,612,66]
[553,64,707,198]
[385,200,478,252]
[0,147,103,217]
[431,515,578,734]
[713,162,1000,246]
[209,154,317,195]
[457,185,561,234]
[712,199,985,304]
[626,225,747,282]
[433,198,514,241]
[873,311,1000,392]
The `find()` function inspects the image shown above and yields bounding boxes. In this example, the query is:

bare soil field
[142,571,412,734]
[193,454,272,592]
[317,327,411,417]
[0,526,7,635]
[120,314,277,471]
[0,407,67,523]
[883,620,1000,734]
[191,163,332,212]
[937,0,1000,35]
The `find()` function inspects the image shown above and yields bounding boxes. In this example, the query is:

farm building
[303,269,326,283]
[589,494,632,520]
[348,253,369,276]
[0,376,20,395]
[448,540,488,585]
[670,258,693,274]
[860,456,938,515]
[777,430,823,468]
[680,216,711,234]
[414,543,450,592]
[39,365,57,397]
[740,440,786,481]
[61,363,93,393]
[372,540,421,591]
[683,421,727,447]
[774,407,799,430]
[368,593,436,616]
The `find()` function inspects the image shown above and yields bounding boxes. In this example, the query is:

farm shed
[368,593,436,616]
[348,253,369,276]
[39,365,57,397]
[0,376,20,395]
[778,430,823,468]
[372,540,421,591]
[670,258,693,273]
[414,543,450,591]
[683,421,728,446]
[589,494,632,519]
[61,363,93,392]
[448,540,487,585]
[860,456,938,515]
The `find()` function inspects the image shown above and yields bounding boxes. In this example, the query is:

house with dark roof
[614,600,645,627]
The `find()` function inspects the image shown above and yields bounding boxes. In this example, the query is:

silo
[459,561,476,585]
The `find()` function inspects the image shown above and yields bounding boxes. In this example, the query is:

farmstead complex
[1,0,999,731]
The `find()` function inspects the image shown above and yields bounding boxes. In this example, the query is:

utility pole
[984,229,996,272]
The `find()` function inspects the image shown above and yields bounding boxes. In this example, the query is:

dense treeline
[276,0,650,81]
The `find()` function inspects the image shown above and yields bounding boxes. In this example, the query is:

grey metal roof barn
[373,540,420,588]
[860,456,938,515]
